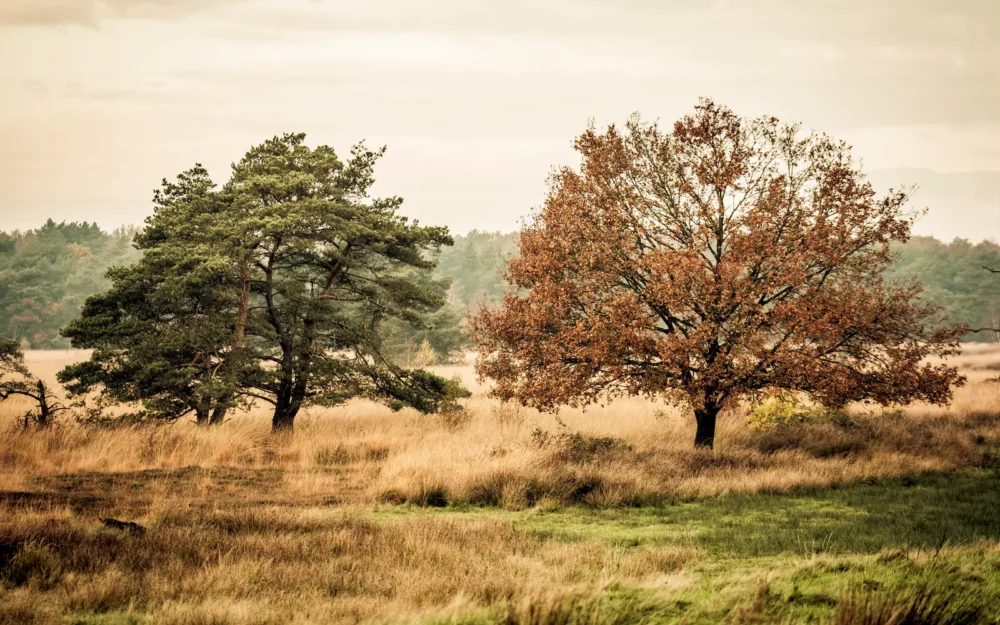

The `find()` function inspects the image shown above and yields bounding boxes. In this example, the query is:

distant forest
[0,220,140,349]
[887,236,1000,341]
[2,222,999,352]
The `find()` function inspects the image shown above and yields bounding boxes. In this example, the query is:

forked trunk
[271,317,313,434]
[270,382,301,432]
[694,404,720,449]
[271,384,307,433]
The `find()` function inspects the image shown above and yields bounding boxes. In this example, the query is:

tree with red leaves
[472,100,965,449]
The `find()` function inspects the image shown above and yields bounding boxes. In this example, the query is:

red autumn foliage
[471,99,966,448]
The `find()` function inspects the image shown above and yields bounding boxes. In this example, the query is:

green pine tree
[59,134,470,431]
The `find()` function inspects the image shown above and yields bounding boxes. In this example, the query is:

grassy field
[2,349,1000,624]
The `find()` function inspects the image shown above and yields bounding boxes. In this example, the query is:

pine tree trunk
[271,316,313,434]
[271,379,307,433]
[693,404,719,449]
[212,269,251,427]
[234,269,250,347]
[271,380,297,432]
[271,406,298,432]
[209,404,227,426]
[194,403,211,426]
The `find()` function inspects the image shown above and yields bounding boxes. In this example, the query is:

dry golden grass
[2,349,999,507]
[0,502,701,624]
[3,348,1000,624]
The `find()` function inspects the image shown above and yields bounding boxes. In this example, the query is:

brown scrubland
[1,348,999,624]
[3,350,998,504]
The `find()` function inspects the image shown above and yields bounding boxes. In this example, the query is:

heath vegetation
[2,102,999,624]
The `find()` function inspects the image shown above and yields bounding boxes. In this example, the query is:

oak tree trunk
[694,404,720,449]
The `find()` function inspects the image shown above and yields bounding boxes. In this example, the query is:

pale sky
[2,0,1000,240]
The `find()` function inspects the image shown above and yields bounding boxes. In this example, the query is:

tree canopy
[6,224,994,369]
[59,166,241,424]
[59,133,469,431]
[472,100,966,448]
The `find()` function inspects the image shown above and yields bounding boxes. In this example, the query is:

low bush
[746,397,879,458]
[531,428,634,464]
[409,483,450,507]
[462,468,620,509]
[747,397,807,431]
[747,396,856,432]
[749,422,871,458]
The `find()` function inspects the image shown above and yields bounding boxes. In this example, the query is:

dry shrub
[440,406,473,430]
[684,447,786,473]
[493,402,527,427]
[462,468,609,509]
[376,488,408,505]
[466,470,520,507]
[748,421,872,458]
[407,482,450,507]
[412,338,438,367]
[542,431,636,464]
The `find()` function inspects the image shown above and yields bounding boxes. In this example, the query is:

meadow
[2,349,1000,624]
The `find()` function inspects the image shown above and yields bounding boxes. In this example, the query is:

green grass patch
[374,469,1000,556]
[379,469,1000,624]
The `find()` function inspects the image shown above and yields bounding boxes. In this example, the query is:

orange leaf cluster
[471,100,965,447]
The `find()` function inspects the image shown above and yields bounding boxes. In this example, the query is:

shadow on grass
[694,469,1000,557]
[0,467,288,518]
[510,468,1000,558]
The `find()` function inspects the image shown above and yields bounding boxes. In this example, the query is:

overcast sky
[2,0,1000,240]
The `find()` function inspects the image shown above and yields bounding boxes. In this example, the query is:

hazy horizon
[3,0,1000,241]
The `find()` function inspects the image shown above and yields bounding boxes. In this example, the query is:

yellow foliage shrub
[746,396,808,431]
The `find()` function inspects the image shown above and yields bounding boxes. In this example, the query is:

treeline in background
[0,220,140,349]
[2,222,998,356]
